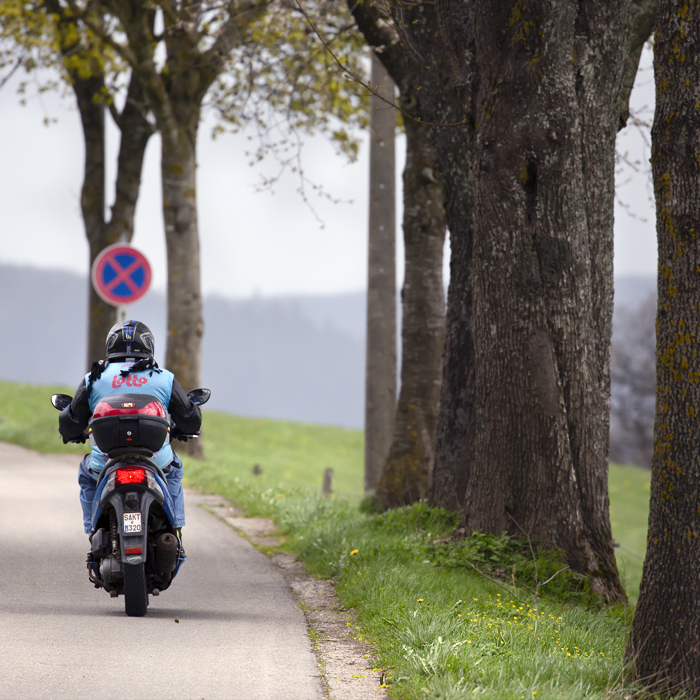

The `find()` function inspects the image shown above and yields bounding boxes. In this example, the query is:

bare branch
[0,53,25,91]
[108,100,121,129]
[539,566,570,588]
[464,560,527,605]
[292,0,466,128]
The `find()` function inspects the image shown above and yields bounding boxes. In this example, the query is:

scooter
[51,388,211,617]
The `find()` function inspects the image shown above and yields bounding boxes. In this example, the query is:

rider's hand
[64,432,89,444]
[170,427,189,443]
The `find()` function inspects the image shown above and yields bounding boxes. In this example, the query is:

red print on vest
[112,374,148,389]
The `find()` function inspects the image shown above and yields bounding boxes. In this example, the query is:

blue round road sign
[91,244,152,306]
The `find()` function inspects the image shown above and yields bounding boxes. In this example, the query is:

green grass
[189,410,363,498]
[609,463,650,604]
[0,378,658,698]
[183,482,644,699]
[0,380,88,454]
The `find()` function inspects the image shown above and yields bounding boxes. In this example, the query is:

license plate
[123,512,142,533]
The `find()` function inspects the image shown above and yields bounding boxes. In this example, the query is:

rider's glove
[170,427,189,443]
[63,432,89,444]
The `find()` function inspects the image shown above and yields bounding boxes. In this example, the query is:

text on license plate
[123,512,142,533]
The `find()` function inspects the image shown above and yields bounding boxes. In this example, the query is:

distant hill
[0,264,365,428]
[613,275,656,309]
[0,264,656,435]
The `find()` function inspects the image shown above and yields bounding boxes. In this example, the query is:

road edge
[195,493,388,700]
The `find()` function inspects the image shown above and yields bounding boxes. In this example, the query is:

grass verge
[0,379,656,698]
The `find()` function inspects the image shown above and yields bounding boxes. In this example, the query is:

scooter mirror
[187,388,211,406]
[51,394,73,411]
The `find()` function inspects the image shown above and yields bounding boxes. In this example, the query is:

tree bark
[162,122,204,458]
[72,77,110,368]
[162,118,204,437]
[626,1,700,690]
[618,0,658,129]
[364,54,397,492]
[376,116,446,507]
[404,0,629,601]
[389,0,477,511]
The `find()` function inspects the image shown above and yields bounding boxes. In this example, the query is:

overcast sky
[0,46,656,299]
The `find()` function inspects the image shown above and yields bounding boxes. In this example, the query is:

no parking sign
[91,244,152,306]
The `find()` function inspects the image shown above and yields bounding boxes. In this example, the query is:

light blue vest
[85,362,175,473]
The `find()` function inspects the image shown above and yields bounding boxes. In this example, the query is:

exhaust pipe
[154,533,179,577]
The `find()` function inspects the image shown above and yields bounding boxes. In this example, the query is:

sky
[0,46,656,299]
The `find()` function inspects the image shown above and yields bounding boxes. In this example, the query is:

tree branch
[344,0,408,86]
[293,0,465,127]
[94,0,176,139]
[199,0,271,91]
[464,560,527,605]
[63,0,137,66]
[0,52,26,91]
[618,0,656,130]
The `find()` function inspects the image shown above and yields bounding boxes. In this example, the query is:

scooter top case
[90,393,169,455]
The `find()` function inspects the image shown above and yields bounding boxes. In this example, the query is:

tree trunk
[626,1,700,690]
[376,116,445,507]
[428,133,475,511]
[103,1,269,461]
[73,79,111,368]
[74,73,153,368]
[106,79,154,244]
[364,55,397,492]
[162,119,204,458]
[414,0,628,601]
[385,0,476,511]
[573,1,635,600]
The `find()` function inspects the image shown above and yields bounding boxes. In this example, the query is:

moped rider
[57,320,201,544]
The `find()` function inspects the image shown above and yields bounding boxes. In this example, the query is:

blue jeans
[78,453,186,534]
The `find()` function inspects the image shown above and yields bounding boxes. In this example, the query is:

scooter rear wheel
[124,563,148,617]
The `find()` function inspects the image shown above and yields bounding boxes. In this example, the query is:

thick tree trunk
[626,2,700,690]
[364,55,397,492]
[376,117,446,507]
[413,0,627,601]
[429,137,475,511]
[162,120,204,458]
[386,0,476,511]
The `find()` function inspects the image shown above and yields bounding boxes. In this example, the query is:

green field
[0,378,658,698]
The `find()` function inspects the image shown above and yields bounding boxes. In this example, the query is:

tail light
[116,468,146,485]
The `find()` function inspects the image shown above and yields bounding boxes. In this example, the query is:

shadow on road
[0,600,286,622]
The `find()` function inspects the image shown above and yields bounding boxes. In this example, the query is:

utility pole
[364,54,396,492]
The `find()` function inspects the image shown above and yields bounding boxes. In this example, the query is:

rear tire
[124,563,148,617]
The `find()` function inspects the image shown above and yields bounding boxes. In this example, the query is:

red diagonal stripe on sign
[104,257,142,294]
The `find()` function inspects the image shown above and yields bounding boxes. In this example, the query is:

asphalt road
[0,442,323,700]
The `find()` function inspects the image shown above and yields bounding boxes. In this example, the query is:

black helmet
[105,320,155,360]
